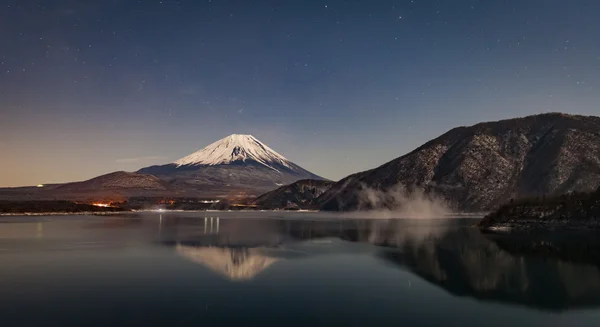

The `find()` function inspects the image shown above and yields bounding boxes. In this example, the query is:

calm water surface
[2,212,600,326]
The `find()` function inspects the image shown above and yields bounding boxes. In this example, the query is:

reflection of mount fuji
[176,245,278,281]
[161,217,376,281]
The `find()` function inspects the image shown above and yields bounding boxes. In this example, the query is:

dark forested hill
[319,113,600,212]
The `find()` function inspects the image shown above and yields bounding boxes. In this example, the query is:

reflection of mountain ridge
[176,245,278,281]
[379,228,600,311]
[157,215,600,311]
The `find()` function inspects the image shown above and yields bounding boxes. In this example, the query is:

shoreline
[0,211,133,217]
[0,209,321,217]
[0,210,486,219]
[480,221,600,234]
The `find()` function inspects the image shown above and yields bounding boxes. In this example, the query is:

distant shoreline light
[92,203,112,208]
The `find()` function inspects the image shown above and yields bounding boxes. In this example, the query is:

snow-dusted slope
[174,134,292,171]
[318,113,600,211]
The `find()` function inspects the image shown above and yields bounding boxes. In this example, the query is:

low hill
[0,172,179,202]
[479,187,600,232]
[254,179,335,209]
[54,171,169,191]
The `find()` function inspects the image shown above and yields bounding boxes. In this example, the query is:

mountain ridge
[0,171,179,202]
[318,113,600,211]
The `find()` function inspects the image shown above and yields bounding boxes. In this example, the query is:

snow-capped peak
[174,134,293,171]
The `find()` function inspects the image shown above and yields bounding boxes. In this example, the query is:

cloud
[115,156,166,163]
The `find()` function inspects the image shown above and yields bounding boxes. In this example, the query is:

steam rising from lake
[350,184,451,219]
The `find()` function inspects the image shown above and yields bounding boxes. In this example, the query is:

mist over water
[353,184,451,219]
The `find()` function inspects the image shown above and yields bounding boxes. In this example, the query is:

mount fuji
[138,134,327,196]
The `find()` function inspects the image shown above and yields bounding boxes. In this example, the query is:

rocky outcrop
[319,113,600,211]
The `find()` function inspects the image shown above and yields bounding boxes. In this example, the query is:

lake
[2,212,600,326]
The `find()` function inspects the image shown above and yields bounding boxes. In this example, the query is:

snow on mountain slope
[174,134,292,171]
[137,134,327,196]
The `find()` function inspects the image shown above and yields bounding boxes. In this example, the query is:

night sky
[1,0,599,187]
